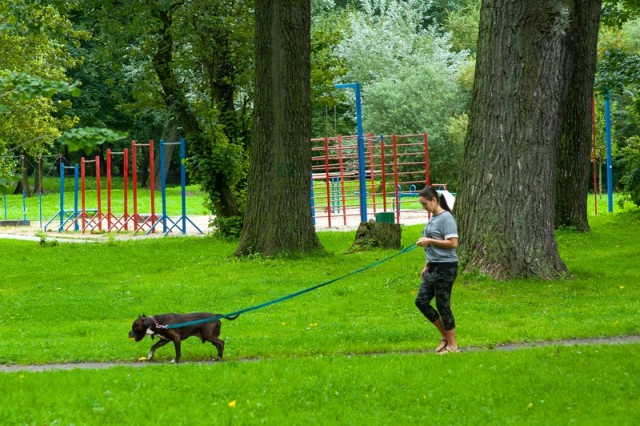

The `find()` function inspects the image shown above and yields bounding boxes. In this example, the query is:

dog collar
[145,316,162,335]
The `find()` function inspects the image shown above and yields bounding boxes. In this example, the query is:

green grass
[3,346,638,425]
[0,177,210,221]
[1,177,423,223]
[0,203,639,424]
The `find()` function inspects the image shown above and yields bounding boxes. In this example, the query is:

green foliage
[602,0,640,27]
[0,72,81,102]
[0,1,87,158]
[212,215,244,239]
[77,0,254,224]
[619,136,640,205]
[443,0,480,54]
[311,7,349,109]
[335,0,471,188]
[186,127,247,226]
[597,18,640,196]
[596,48,640,93]
[57,127,128,153]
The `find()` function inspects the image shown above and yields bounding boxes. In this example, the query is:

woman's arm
[416,237,458,249]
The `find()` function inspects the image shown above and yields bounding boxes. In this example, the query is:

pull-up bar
[149,138,203,235]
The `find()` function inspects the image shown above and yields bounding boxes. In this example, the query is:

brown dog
[128,313,236,363]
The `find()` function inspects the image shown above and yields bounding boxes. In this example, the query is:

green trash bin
[375,212,395,224]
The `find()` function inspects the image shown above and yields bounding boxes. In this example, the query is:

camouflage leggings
[415,265,458,330]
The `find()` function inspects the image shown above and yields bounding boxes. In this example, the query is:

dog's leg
[172,339,182,363]
[148,339,170,361]
[210,338,225,360]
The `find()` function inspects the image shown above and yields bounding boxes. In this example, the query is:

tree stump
[349,220,402,252]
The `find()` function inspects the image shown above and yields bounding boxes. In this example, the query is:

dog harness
[145,316,168,339]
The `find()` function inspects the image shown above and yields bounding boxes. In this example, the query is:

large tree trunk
[235,0,321,256]
[555,0,602,231]
[457,1,573,279]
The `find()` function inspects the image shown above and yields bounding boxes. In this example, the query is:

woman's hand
[421,264,429,279]
[416,237,431,247]
[417,237,459,250]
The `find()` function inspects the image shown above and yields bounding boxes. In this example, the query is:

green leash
[162,243,418,330]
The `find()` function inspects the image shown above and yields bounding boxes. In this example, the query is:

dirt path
[2,334,638,373]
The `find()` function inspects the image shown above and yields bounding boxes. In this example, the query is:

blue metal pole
[605,90,613,213]
[335,82,367,223]
[73,164,79,231]
[59,161,65,231]
[160,139,167,233]
[310,176,316,226]
[180,137,187,234]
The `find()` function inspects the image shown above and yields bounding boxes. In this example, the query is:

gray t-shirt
[423,210,458,263]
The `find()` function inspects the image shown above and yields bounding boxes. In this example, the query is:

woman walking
[415,186,459,354]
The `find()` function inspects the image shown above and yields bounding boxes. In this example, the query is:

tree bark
[555,0,602,231]
[350,221,402,252]
[33,157,43,194]
[457,1,573,279]
[235,0,321,256]
[14,157,31,197]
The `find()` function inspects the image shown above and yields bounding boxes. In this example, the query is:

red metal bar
[392,134,400,223]
[323,137,332,228]
[95,156,102,231]
[149,139,156,233]
[107,150,112,230]
[123,148,129,230]
[423,132,430,186]
[380,136,388,213]
[81,158,86,232]
[368,133,377,214]
[132,140,139,232]
[338,135,347,225]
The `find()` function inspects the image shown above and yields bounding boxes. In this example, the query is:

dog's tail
[223,314,240,321]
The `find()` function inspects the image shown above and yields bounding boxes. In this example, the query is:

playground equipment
[0,154,53,228]
[311,132,438,228]
[44,160,79,232]
[45,138,202,235]
[0,191,29,226]
[151,138,203,234]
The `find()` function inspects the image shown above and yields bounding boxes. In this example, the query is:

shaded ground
[2,334,638,373]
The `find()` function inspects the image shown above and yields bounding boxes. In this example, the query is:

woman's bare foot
[435,338,448,353]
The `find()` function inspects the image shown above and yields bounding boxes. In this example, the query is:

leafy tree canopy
[335,0,472,187]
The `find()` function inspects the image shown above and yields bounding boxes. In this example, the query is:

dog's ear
[141,313,146,318]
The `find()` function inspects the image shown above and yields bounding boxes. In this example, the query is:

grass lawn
[0,204,638,424]
[0,178,211,222]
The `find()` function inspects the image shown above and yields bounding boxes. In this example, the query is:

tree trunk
[457,1,573,279]
[555,0,602,231]
[235,0,321,256]
[33,157,43,194]
[14,157,31,197]
[350,221,402,252]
